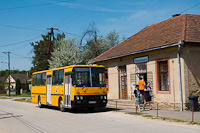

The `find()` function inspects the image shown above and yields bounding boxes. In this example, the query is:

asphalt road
[0,99,199,133]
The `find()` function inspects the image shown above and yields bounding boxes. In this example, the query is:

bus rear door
[65,73,71,107]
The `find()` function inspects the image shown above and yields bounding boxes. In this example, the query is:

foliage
[79,23,120,64]
[30,33,65,74]
[105,30,120,49]
[15,79,21,95]
[31,23,120,69]
[0,69,28,77]
[25,82,30,93]
[48,39,82,69]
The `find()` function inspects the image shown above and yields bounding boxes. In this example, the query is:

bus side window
[37,73,41,86]
[58,69,64,85]
[41,72,46,86]
[32,74,36,86]
[53,70,58,85]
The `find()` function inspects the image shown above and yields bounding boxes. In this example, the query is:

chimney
[172,14,181,17]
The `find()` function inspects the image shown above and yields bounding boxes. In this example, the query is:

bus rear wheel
[38,96,43,108]
[59,99,65,112]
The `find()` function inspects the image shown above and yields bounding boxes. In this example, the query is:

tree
[48,39,82,69]
[105,30,120,49]
[30,33,65,74]
[15,79,21,95]
[80,24,121,64]
[25,82,29,93]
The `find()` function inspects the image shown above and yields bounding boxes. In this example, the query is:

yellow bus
[31,64,107,111]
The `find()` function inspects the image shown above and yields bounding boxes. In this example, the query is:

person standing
[143,82,152,110]
[134,85,141,112]
[138,77,145,103]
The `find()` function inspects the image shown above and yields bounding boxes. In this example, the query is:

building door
[136,63,147,84]
[46,75,51,105]
[64,74,71,107]
[119,66,127,99]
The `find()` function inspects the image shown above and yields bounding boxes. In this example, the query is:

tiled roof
[10,74,30,84]
[90,14,200,63]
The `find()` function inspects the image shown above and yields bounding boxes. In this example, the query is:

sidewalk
[110,107,200,123]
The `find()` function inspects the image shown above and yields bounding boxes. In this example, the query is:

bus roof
[32,64,105,74]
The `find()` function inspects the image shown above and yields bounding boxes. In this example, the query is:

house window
[157,60,169,91]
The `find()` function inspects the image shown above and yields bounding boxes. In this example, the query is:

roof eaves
[89,41,183,64]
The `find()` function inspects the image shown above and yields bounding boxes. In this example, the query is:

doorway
[119,66,128,99]
[46,75,52,105]
[64,73,71,107]
[136,63,147,84]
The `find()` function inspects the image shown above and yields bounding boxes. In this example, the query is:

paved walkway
[110,107,200,123]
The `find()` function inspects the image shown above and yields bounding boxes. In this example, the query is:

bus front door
[65,74,71,107]
[47,75,52,105]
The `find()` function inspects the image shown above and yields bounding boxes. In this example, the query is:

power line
[0,23,81,37]
[179,2,200,14]
[0,36,41,48]
[0,0,76,11]
[59,30,82,37]
[0,24,43,32]
[54,0,94,27]
[11,53,32,59]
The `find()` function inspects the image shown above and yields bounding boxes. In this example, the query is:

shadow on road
[36,105,118,114]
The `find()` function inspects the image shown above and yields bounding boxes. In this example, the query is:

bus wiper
[82,87,88,93]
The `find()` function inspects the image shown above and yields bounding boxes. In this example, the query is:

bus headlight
[80,96,83,100]
[104,96,107,99]
[100,96,103,99]
[76,96,80,100]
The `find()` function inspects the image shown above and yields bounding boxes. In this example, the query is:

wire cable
[0,24,43,32]
[179,2,200,14]
[0,0,76,11]
[0,36,41,48]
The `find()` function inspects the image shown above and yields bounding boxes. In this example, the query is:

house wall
[182,45,200,102]
[98,45,199,109]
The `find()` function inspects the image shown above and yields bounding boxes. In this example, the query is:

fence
[107,100,200,123]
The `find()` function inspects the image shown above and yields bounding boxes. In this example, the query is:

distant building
[4,74,31,94]
[90,14,200,110]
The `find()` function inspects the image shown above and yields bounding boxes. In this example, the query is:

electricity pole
[2,51,11,97]
[47,27,58,59]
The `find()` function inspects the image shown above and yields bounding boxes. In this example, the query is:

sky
[0,0,199,71]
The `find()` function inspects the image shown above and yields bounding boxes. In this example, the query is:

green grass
[12,99,32,103]
[0,97,11,99]
[0,92,31,97]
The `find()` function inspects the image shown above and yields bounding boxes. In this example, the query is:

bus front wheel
[59,98,65,112]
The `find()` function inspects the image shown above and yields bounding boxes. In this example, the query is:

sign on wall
[134,56,148,64]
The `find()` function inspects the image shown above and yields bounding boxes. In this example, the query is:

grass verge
[0,92,31,97]
[0,97,11,99]
[12,99,32,103]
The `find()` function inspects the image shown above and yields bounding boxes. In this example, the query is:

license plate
[89,101,96,104]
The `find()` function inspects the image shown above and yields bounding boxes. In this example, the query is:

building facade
[90,14,200,110]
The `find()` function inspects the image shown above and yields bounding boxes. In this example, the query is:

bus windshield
[72,67,106,87]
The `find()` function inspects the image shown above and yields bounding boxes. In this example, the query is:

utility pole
[2,52,11,97]
[47,27,58,59]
